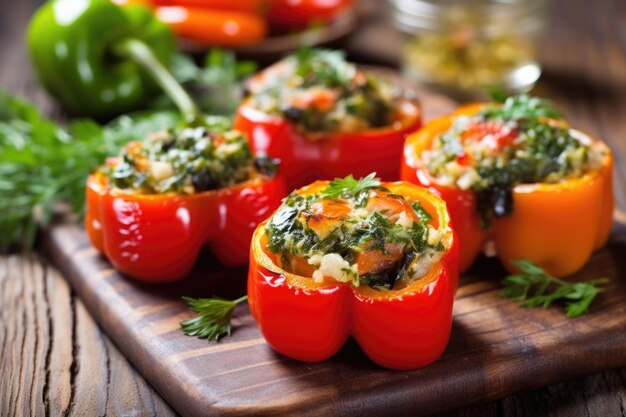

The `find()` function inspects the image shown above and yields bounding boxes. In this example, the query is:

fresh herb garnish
[501,260,609,317]
[481,94,562,122]
[319,172,382,200]
[164,49,257,116]
[180,295,248,341]
[293,48,355,89]
[0,91,179,251]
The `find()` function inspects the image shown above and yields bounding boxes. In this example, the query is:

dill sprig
[180,295,248,341]
[501,260,609,317]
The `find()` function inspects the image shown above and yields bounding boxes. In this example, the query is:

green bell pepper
[27,0,185,121]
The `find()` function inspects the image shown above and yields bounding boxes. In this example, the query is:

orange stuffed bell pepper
[86,125,285,282]
[401,94,613,276]
[233,48,422,191]
[247,174,459,370]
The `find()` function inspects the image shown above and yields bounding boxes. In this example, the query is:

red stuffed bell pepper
[401,95,613,276]
[234,49,422,191]
[248,174,458,370]
[86,125,285,282]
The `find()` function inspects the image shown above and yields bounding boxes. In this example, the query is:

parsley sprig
[482,94,563,122]
[180,295,248,341]
[501,260,609,317]
[0,50,254,251]
[293,48,355,89]
[166,49,256,116]
[0,91,179,250]
[319,172,382,199]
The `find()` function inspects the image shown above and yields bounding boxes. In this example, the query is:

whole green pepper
[28,0,176,120]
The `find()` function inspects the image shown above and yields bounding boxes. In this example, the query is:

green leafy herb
[411,201,433,223]
[0,90,182,251]
[180,295,248,341]
[481,94,562,122]
[319,172,382,200]
[159,49,257,116]
[293,48,355,89]
[501,260,609,317]
[488,87,511,104]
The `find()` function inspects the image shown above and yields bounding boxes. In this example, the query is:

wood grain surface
[0,254,177,417]
[40,214,626,417]
[3,0,626,416]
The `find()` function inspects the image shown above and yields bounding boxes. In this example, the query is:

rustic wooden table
[1,0,625,416]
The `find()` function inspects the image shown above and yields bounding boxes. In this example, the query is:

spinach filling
[425,95,601,227]
[265,174,445,290]
[248,49,396,133]
[107,124,277,194]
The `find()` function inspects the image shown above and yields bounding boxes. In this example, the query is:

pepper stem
[113,38,203,124]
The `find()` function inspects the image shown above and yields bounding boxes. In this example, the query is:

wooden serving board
[43,88,626,416]
[44,218,626,417]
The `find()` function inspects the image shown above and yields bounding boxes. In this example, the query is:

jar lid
[389,0,545,34]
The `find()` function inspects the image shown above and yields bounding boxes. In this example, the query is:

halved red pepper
[233,97,422,191]
[401,104,614,276]
[86,171,285,282]
[247,181,459,370]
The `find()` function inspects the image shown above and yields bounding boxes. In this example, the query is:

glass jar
[389,0,547,97]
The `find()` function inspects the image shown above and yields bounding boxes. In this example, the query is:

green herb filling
[107,126,276,194]
[423,95,606,226]
[247,49,397,133]
[265,174,447,290]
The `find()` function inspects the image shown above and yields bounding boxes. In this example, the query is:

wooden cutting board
[43,87,626,416]
[44,218,626,417]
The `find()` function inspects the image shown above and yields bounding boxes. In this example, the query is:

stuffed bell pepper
[248,174,459,370]
[401,95,613,276]
[87,123,285,282]
[28,0,286,281]
[234,49,422,190]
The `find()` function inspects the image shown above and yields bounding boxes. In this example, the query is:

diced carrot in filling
[356,244,405,276]
[286,88,338,112]
[365,191,418,222]
[264,174,447,289]
[300,200,351,239]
